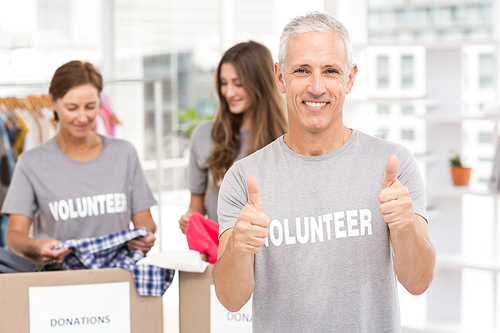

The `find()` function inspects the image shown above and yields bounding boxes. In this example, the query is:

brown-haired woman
[178,41,288,233]
[2,60,157,264]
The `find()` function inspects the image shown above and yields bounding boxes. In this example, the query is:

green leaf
[177,108,213,137]
[449,154,462,167]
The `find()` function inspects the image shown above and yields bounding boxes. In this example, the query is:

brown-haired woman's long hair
[49,61,103,120]
[209,41,288,186]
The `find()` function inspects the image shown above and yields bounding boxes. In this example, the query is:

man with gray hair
[213,11,435,332]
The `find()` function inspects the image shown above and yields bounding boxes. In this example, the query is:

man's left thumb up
[382,154,399,189]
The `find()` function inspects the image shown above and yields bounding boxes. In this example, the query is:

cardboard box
[179,264,214,333]
[179,264,252,333]
[0,268,163,332]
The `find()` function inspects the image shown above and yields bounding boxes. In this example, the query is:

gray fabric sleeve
[395,145,427,221]
[1,157,38,220]
[217,163,248,238]
[188,122,211,195]
[128,144,157,215]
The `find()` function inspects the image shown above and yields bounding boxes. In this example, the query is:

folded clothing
[185,212,219,264]
[53,228,174,296]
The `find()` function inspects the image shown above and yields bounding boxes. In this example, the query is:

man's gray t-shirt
[218,130,426,333]
[1,136,156,241]
[189,120,249,222]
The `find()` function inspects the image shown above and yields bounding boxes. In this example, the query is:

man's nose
[307,73,326,96]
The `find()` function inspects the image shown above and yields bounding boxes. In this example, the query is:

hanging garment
[0,116,14,178]
[91,93,122,137]
[53,228,175,296]
[10,109,28,156]
[185,212,219,264]
[38,107,57,143]
[0,126,10,189]
[0,213,7,249]
[2,114,19,158]
[16,108,40,152]
[99,93,122,136]
[0,127,10,248]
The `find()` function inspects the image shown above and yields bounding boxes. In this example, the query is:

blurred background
[1,0,500,332]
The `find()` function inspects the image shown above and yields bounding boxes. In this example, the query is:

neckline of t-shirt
[240,128,250,136]
[278,129,356,161]
[51,135,109,165]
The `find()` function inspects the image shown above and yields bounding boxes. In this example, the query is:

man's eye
[295,69,306,74]
[326,69,339,74]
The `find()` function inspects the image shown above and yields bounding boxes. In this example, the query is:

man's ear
[274,62,286,94]
[345,64,358,94]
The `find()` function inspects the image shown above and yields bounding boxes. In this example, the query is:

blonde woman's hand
[36,239,70,264]
[127,230,156,255]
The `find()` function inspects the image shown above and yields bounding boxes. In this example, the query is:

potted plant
[178,108,213,138]
[449,153,471,186]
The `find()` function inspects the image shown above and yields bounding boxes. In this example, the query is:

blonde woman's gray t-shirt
[1,136,156,241]
[218,130,426,333]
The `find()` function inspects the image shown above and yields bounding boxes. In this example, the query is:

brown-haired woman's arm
[178,193,205,234]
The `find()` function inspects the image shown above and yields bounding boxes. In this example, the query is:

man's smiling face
[275,31,357,136]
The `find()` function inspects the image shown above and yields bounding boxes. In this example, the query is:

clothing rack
[0,94,55,168]
[0,94,58,248]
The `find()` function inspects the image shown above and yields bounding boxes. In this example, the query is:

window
[478,157,493,163]
[377,55,389,88]
[450,6,457,21]
[478,4,492,22]
[376,128,389,139]
[401,129,414,141]
[401,105,414,115]
[369,10,386,28]
[479,54,494,89]
[478,132,493,144]
[401,55,414,88]
[377,104,390,115]
[395,9,406,24]
[450,5,465,22]
[426,7,438,23]
[478,177,489,184]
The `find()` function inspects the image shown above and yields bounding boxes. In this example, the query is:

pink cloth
[185,212,219,264]
[92,93,119,136]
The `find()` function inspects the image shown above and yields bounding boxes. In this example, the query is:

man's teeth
[304,101,327,107]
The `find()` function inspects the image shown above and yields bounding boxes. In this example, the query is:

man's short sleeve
[217,162,248,238]
[396,145,427,221]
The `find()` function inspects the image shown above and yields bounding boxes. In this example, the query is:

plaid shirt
[53,228,174,296]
